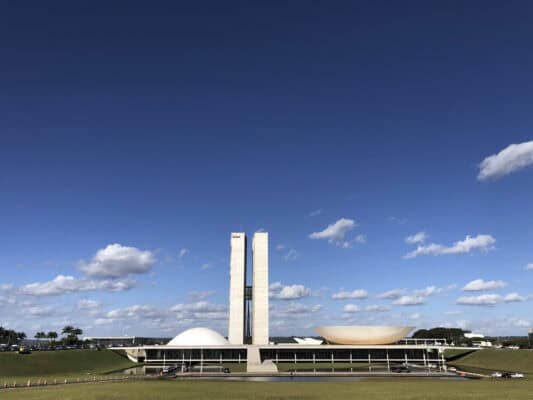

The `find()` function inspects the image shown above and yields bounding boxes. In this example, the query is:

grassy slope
[450,349,533,374]
[0,349,135,382]
[2,379,533,400]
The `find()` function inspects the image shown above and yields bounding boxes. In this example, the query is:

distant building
[83,336,171,347]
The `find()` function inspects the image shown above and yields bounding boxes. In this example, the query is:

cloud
[354,234,367,244]
[343,304,361,313]
[526,263,533,270]
[283,249,298,262]
[392,295,425,306]
[513,319,531,328]
[78,244,156,279]
[270,283,311,300]
[456,294,502,306]
[405,232,428,244]
[309,209,322,217]
[78,299,100,310]
[365,304,391,312]
[107,304,166,321]
[275,244,286,251]
[169,301,228,321]
[462,279,506,291]
[409,313,421,320]
[0,284,13,291]
[27,306,54,317]
[331,289,368,300]
[179,248,189,258]
[309,218,358,247]
[445,310,464,315]
[200,263,211,271]
[503,293,526,302]
[404,234,495,259]
[279,303,322,315]
[413,286,445,296]
[388,216,408,225]
[377,289,407,299]
[188,291,215,302]
[20,275,135,296]
[478,140,533,180]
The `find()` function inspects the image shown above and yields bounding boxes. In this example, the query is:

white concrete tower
[228,232,246,345]
[252,232,269,345]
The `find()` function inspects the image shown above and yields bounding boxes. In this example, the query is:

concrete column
[229,233,246,345]
[252,232,269,345]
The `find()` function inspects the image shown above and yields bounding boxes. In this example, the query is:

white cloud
[354,234,367,244]
[343,304,361,313]
[269,282,284,291]
[393,295,425,306]
[365,304,391,312]
[275,244,286,251]
[413,286,445,296]
[404,234,495,259]
[27,306,54,317]
[78,244,156,279]
[78,299,100,310]
[377,289,407,299]
[270,283,311,300]
[0,284,13,291]
[478,140,533,180]
[179,248,189,258]
[188,291,215,302]
[462,279,506,291]
[169,301,227,321]
[279,303,322,315]
[503,293,526,302]
[107,304,166,320]
[456,294,502,306]
[409,313,421,320]
[309,218,358,247]
[331,289,368,300]
[445,310,464,315]
[405,232,428,244]
[513,319,530,328]
[20,275,135,296]
[200,263,211,271]
[309,209,322,217]
[283,249,298,262]
[526,263,533,270]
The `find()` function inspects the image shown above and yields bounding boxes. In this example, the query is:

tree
[412,327,469,345]
[61,325,83,345]
[47,331,58,342]
[62,326,74,335]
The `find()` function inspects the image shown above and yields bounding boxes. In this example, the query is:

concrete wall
[229,232,246,344]
[252,232,269,345]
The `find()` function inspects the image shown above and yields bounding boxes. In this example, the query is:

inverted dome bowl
[314,325,414,345]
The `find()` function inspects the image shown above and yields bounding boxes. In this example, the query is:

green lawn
[0,349,135,384]
[450,349,533,374]
[2,379,532,400]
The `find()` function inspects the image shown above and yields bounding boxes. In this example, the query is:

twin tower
[228,232,269,345]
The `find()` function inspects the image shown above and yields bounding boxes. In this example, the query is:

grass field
[2,379,532,400]
[0,349,135,383]
[450,349,533,375]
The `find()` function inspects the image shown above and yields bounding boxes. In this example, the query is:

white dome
[167,327,229,346]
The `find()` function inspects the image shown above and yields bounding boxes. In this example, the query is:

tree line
[1,325,83,345]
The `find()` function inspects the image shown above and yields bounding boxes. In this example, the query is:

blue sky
[1,1,532,338]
